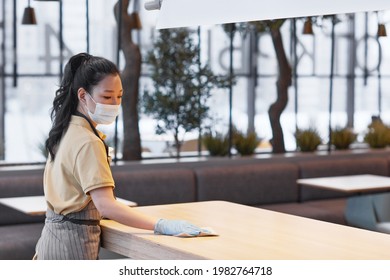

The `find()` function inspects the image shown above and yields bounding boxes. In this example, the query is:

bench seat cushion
[0,223,44,260]
[259,198,347,225]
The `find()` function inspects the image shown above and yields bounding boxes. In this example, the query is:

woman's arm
[89,187,158,230]
[90,186,210,236]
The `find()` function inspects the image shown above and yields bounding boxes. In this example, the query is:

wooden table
[296,174,390,193]
[100,200,390,259]
[0,195,137,216]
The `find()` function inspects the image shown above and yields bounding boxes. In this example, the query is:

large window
[1,1,390,163]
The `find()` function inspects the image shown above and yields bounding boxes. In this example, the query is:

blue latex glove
[154,219,208,237]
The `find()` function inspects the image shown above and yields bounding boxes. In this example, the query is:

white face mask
[86,93,120,125]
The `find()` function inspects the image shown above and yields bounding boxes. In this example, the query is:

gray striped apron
[34,201,101,260]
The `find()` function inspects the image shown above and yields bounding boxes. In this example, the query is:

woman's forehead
[93,74,122,93]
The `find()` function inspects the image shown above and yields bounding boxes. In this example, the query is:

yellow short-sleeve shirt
[44,115,115,215]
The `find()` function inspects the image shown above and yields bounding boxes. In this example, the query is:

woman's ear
[77,88,87,103]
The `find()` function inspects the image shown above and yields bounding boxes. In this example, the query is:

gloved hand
[154,218,209,237]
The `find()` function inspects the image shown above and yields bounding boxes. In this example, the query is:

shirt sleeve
[73,139,115,194]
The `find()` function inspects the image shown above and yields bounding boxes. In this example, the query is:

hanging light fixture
[377,23,387,37]
[130,12,142,30]
[302,17,314,35]
[376,11,387,37]
[22,0,37,25]
[131,0,142,30]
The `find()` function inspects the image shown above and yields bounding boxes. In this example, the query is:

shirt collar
[70,115,107,140]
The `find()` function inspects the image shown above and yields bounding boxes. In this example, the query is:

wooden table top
[0,195,137,215]
[100,200,390,260]
[297,174,390,193]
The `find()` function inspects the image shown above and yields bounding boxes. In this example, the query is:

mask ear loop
[86,92,97,105]
[81,91,96,116]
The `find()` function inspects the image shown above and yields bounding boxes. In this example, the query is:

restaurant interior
[1,0,390,260]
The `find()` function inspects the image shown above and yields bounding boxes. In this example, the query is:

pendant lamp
[302,17,314,35]
[376,11,387,37]
[22,0,37,25]
[377,23,387,37]
[130,12,142,29]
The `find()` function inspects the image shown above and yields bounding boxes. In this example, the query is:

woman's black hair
[45,52,119,161]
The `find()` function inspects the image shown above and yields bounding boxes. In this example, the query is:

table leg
[344,195,377,231]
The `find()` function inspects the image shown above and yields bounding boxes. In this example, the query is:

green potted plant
[294,127,322,152]
[142,28,229,158]
[233,129,261,156]
[364,120,390,148]
[202,131,229,156]
[331,126,357,150]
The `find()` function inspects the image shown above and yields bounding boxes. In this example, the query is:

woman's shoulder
[65,121,102,146]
